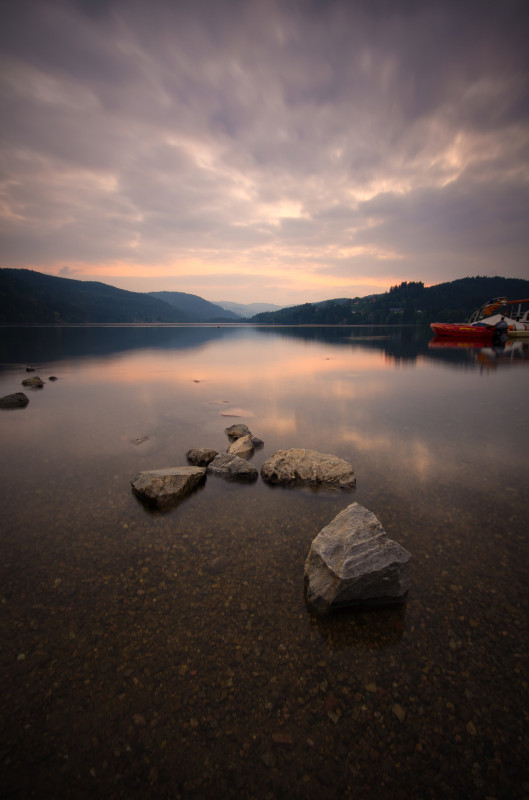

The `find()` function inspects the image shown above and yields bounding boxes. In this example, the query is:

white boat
[467,297,529,334]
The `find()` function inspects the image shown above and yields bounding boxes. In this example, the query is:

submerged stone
[225,423,253,440]
[261,448,355,489]
[21,376,44,388]
[227,435,254,460]
[186,447,219,466]
[207,453,258,481]
[0,392,29,408]
[131,466,206,507]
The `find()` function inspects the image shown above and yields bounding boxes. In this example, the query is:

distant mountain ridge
[148,291,240,321]
[0,269,239,323]
[0,269,188,324]
[217,300,283,317]
[1,268,528,325]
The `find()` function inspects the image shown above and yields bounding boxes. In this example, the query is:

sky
[1,0,528,306]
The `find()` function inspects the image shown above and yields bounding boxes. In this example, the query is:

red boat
[430,322,494,340]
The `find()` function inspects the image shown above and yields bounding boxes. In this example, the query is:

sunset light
[1,0,527,305]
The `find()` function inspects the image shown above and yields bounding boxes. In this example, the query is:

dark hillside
[148,291,239,322]
[0,269,188,323]
[2,269,527,325]
[415,276,529,321]
[251,276,529,324]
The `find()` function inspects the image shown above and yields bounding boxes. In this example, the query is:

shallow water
[1,324,528,799]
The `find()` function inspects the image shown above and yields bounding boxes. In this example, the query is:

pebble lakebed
[2,458,527,800]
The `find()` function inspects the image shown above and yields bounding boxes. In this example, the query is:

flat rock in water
[220,408,255,418]
[261,448,355,489]
[304,502,411,615]
[0,392,29,408]
[130,436,150,446]
[186,447,219,466]
[207,453,258,481]
[227,435,254,460]
[131,466,206,507]
[21,376,44,388]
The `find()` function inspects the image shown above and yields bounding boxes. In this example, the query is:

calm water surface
[1,325,528,799]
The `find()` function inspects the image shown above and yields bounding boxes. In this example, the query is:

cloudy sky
[1,0,528,305]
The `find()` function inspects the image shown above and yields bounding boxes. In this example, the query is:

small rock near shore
[0,392,30,408]
[186,447,219,466]
[207,453,258,481]
[21,376,44,388]
[227,435,254,460]
[225,423,253,440]
[131,466,206,507]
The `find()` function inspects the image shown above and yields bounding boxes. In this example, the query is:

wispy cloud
[1,0,528,303]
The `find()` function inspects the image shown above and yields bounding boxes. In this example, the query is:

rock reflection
[308,603,407,650]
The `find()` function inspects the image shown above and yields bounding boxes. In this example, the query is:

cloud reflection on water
[1,325,528,800]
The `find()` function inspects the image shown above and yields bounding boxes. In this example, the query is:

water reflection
[429,334,529,370]
[1,325,528,800]
[310,604,407,651]
[3,323,527,372]
[0,323,245,367]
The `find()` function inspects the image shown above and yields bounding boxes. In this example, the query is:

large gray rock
[227,435,254,460]
[0,392,29,408]
[186,447,219,466]
[207,453,258,481]
[131,466,206,507]
[261,449,355,489]
[304,503,411,615]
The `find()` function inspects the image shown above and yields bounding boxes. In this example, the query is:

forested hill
[0,269,189,323]
[250,277,529,324]
[2,269,528,324]
[148,291,240,321]
[0,269,234,323]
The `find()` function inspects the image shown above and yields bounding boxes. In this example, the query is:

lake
[1,324,528,799]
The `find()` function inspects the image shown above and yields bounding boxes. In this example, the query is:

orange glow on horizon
[43,258,395,302]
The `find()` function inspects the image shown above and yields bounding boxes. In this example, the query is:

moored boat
[430,297,529,339]
[430,322,494,340]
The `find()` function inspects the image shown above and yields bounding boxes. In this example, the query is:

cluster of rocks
[0,371,58,408]
[130,424,261,508]
[131,422,411,614]
[131,422,358,504]
[3,363,411,613]
[186,423,264,481]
